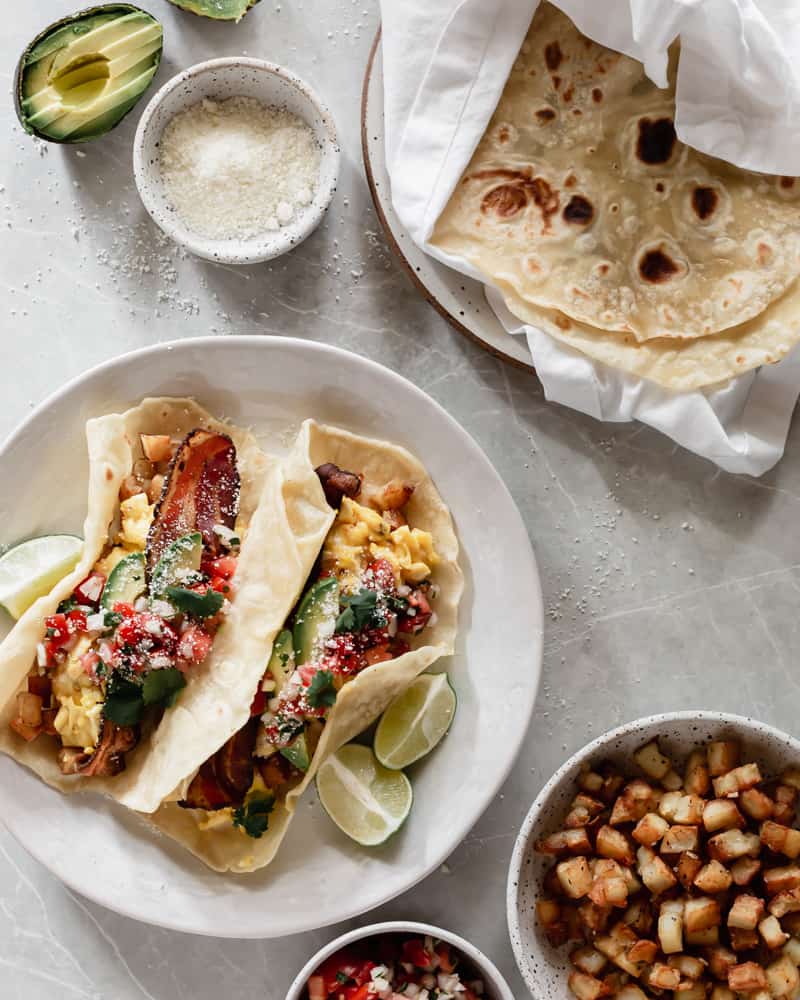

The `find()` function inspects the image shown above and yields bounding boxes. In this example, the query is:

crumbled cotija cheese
[158,96,320,240]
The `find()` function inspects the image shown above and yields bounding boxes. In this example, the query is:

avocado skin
[14,3,163,144]
[166,0,260,21]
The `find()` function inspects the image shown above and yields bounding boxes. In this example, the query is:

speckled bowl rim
[505,710,800,999]
[285,920,516,1000]
[132,56,340,264]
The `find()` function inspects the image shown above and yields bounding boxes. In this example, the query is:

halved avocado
[15,4,163,143]
[166,0,259,21]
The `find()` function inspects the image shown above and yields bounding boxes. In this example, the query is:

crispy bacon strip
[314,463,362,508]
[179,718,257,810]
[147,429,239,572]
[57,721,139,777]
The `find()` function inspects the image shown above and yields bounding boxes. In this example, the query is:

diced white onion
[134,596,149,612]
[86,613,106,632]
[36,643,48,668]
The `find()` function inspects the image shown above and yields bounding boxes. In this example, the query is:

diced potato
[616,987,647,1000]
[594,932,640,977]
[708,829,761,862]
[596,825,635,865]
[781,769,800,792]
[646,963,681,990]
[16,691,42,728]
[728,961,767,992]
[740,787,775,822]
[570,946,607,977]
[729,927,760,951]
[762,821,800,860]
[578,768,605,796]
[673,794,706,825]
[728,894,765,930]
[658,790,683,822]
[685,748,710,797]
[666,953,705,980]
[712,762,763,798]
[759,914,789,950]
[632,812,669,847]
[703,798,745,833]
[774,801,797,827]
[676,851,704,889]
[588,876,628,909]
[710,988,734,1000]
[731,857,762,886]
[658,900,684,954]
[694,859,733,893]
[684,896,721,933]
[140,434,173,463]
[577,901,611,935]
[708,740,740,776]
[610,780,655,825]
[767,954,800,997]
[636,845,677,895]
[783,937,800,966]
[706,946,737,980]
[769,888,800,918]
[685,925,719,947]
[536,899,561,926]
[557,857,593,899]
[764,867,800,896]
[634,740,673,781]
[676,982,706,1000]
[598,769,625,805]
[661,769,683,791]
[566,794,606,829]
[568,971,611,1000]
[536,828,593,856]
[626,938,658,968]
[623,899,653,936]
[661,825,699,854]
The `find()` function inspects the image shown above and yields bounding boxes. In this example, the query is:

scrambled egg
[322,497,439,591]
[94,492,154,575]
[51,636,104,751]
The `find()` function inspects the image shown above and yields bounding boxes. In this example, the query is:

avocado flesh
[167,0,259,21]
[17,7,163,143]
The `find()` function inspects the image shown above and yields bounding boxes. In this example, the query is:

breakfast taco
[0,398,330,813]
[150,419,462,871]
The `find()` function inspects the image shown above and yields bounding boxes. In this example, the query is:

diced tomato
[73,572,106,607]
[365,558,396,593]
[363,644,394,667]
[205,556,237,580]
[209,575,235,600]
[80,649,101,677]
[299,665,316,686]
[398,589,432,635]
[43,610,86,658]
[402,938,433,970]
[342,987,371,1000]
[66,608,88,632]
[177,625,212,666]
[250,688,267,716]
[113,601,137,618]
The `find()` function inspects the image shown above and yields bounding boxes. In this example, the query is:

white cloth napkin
[379,0,800,475]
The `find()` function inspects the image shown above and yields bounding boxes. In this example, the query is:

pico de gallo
[305,933,488,1000]
[179,462,441,839]
[8,428,241,778]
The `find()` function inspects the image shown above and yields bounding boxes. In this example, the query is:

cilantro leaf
[335,588,386,634]
[56,597,79,614]
[336,972,353,985]
[142,667,187,709]
[232,794,274,839]
[103,675,144,726]
[306,669,337,709]
[165,586,224,619]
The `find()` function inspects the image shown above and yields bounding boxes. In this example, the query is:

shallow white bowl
[286,920,516,1000]
[506,711,800,999]
[132,57,340,264]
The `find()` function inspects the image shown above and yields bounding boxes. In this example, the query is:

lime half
[0,534,83,619]
[374,672,457,770]
[316,744,413,846]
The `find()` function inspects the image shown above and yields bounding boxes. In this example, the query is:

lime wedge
[374,672,457,770]
[0,534,83,619]
[316,744,413,846]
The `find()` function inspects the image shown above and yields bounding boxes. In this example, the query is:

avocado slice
[166,0,259,21]
[101,550,146,609]
[293,577,339,668]
[280,730,310,772]
[266,629,295,695]
[149,532,203,599]
[15,4,163,143]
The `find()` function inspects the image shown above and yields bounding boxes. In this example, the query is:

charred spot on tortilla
[536,107,556,124]
[529,177,560,230]
[692,186,719,221]
[639,248,682,284]
[314,462,362,508]
[552,75,561,90]
[562,85,575,103]
[656,182,665,193]
[481,184,528,219]
[780,177,795,189]
[592,87,603,103]
[564,174,577,188]
[555,313,572,330]
[636,117,677,165]
[544,40,563,71]
[563,195,594,225]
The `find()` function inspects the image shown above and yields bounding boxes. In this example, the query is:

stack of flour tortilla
[430,3,800,393]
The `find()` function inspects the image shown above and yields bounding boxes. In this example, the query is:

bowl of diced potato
[507,712,800,1000]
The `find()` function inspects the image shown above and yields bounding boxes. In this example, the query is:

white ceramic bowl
[286,920,516,1000]
[506,711,800,999]
[132,57,340,264]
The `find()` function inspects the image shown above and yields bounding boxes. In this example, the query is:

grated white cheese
[158,96,321,240]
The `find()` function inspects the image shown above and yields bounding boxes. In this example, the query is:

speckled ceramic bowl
[285,921,516,1000]
[507,711,800,999]
[132,57,340,264]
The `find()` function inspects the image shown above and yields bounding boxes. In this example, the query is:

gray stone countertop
[3,1,800,997]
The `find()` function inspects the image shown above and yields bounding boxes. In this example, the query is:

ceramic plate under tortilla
[0,336,542,938]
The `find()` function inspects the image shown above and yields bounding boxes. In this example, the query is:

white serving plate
[361,31,535,374]
[0,336,543,938]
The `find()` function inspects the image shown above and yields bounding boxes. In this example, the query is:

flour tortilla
[0,398,303,814]
[430,2,800,343]
[149,419,463,873]
[501,276,800,391]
